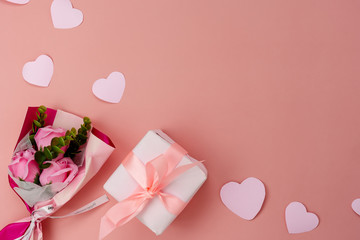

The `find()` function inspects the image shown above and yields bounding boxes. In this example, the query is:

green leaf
[58,137,65,146]
[72,141,80,148]
[40,163,51,169]
[83,117,90,124]
[51,137,59,146]
[29,134,37,150]
[53,152,59,158]
[33,120,41,128]
[44,147,53,160]
[35,151,46,165]
[77,134,87,141]
[39,105,47,113]
[52,145,64,154]
[33,173,40,185]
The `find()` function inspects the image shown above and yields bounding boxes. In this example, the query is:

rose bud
[34,126,68,160]
[9,149,40,183]
[39,157,78,186]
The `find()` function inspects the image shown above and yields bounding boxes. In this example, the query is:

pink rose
[39,157,78,186]
[9,149,40,182]
[34,126,68,160]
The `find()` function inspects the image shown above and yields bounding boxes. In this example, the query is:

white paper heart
[22,55,54,87]
[220,177,265,220]
[51,0,83,29]
[285,202,319,234]
[92,72,126,103]
[351,199,360,216]
[6,0,30,4]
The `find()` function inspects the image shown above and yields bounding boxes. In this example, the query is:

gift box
[101,129,207,238]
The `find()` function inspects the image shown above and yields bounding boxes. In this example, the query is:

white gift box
[104,129,207,235]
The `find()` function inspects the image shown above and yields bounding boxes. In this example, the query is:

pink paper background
[0,0,360,239]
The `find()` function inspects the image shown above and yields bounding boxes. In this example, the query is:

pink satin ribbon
[99,143,199,239]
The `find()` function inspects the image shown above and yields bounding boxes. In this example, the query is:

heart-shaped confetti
[220,177,265,220]
[51,0,83,29]
[285,202,319,234]
[351,199,360,216]
[6,0,30,4]
[92,72,126,103]
[22,55,54,87]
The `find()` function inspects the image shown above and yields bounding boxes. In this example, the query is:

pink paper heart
[285,202,319,234]
[220,177,265,220]
[22,55,54,87]
[51,0,83,29]
[6,0,30,4]
[92,72,126,103]
[351,199,360,216]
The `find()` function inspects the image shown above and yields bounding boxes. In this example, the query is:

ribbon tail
[14,218,37,240]
[33,222,43,240]
[99,215,116,240]
[0,221,31,240]
[158,192,187,215]
[99,197,148,240]
[50,194,109,219]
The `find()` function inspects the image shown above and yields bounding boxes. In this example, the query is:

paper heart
[351,199,360,216]
[220,177,265,220]
[22,55,54,87]
[92,72,126,103]
[285,202,319,234]
[51,0,83,29]
[6,0,30,4]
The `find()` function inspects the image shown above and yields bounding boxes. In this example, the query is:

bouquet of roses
[0,106,115,240]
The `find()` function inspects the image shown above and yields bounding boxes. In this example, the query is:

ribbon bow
[14,204,54,240]
[100,143,199,239]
